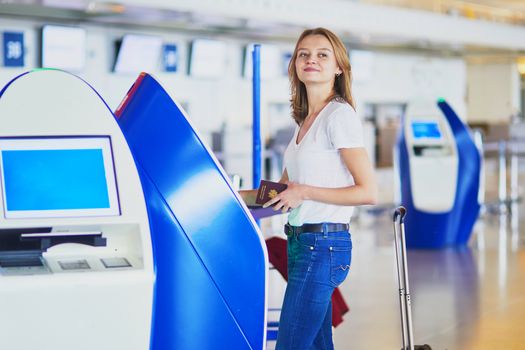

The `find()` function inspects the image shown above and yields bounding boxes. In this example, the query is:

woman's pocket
[329,239,352,287]
[295,232,317,251]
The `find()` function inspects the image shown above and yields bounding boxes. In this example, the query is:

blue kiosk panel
[115,73,267,350]
[437,101,481,245]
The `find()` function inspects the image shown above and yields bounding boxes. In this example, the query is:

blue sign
[163,44,178,72]
[3,32,25,67]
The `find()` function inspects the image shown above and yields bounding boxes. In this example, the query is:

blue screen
[412,122,442,139]
[2,149,110,211]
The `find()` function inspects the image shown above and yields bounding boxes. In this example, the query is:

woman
[242,27,377,350]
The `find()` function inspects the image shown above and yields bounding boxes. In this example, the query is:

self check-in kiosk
[115,73,268,350]
[396,99,481,248]
[0,70,154,350]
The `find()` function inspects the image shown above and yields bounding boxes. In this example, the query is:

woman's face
[295,34,342,87]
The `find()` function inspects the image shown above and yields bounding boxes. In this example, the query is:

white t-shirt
[283,100,364,226]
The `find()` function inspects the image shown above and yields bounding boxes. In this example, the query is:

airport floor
[332,203,525,350]
[265,167,525,350]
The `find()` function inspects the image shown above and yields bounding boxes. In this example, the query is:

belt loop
[322,223,328,238]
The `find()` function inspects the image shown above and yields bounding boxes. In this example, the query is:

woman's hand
[263,181,306,213]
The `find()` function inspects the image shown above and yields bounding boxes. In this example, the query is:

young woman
[241,27,377,350]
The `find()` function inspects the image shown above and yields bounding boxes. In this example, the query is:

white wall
[1,17,468,186]
[0,17,292,145]
[353,52,467,119]
[467,62,521,123]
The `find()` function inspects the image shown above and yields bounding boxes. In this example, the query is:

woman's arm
[278,169,289,184]
[239,169,290,206]
[265,148,377,211]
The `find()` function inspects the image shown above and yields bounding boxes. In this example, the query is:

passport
[255,180,288,205]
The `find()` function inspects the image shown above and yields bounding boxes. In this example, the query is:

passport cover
[255,180,288,205]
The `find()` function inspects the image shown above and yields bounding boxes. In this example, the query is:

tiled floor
[331,202,525,350]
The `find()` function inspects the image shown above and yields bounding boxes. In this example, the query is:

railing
[482,137,524,214]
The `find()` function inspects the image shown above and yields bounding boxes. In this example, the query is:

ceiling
[0,0,524,59]
[360,0,525,26]
[355,0,525,60]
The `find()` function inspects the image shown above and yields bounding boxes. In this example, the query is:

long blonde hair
[288,27,355,125]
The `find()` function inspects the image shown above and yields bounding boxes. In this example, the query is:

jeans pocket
[295,233,317,250]
[329,243,352,287]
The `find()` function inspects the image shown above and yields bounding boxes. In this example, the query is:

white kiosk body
[404,104,458,213]
[0,70,154,350]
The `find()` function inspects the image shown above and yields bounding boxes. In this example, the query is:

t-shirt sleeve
[327,108,364,149]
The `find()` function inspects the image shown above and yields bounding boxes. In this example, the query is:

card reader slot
[413,145,448,156]
[0,250,44,267]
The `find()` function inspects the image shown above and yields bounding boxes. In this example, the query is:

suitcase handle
[393,206,407,223]
[392,207,433,350]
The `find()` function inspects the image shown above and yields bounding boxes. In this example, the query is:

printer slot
[0,227,52,251]
[1,228,106,255]
[20,231,107,251]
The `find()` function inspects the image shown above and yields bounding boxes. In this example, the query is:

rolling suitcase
[392,207,433,350]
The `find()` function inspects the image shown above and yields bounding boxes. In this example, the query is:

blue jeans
[276,227,352,350]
